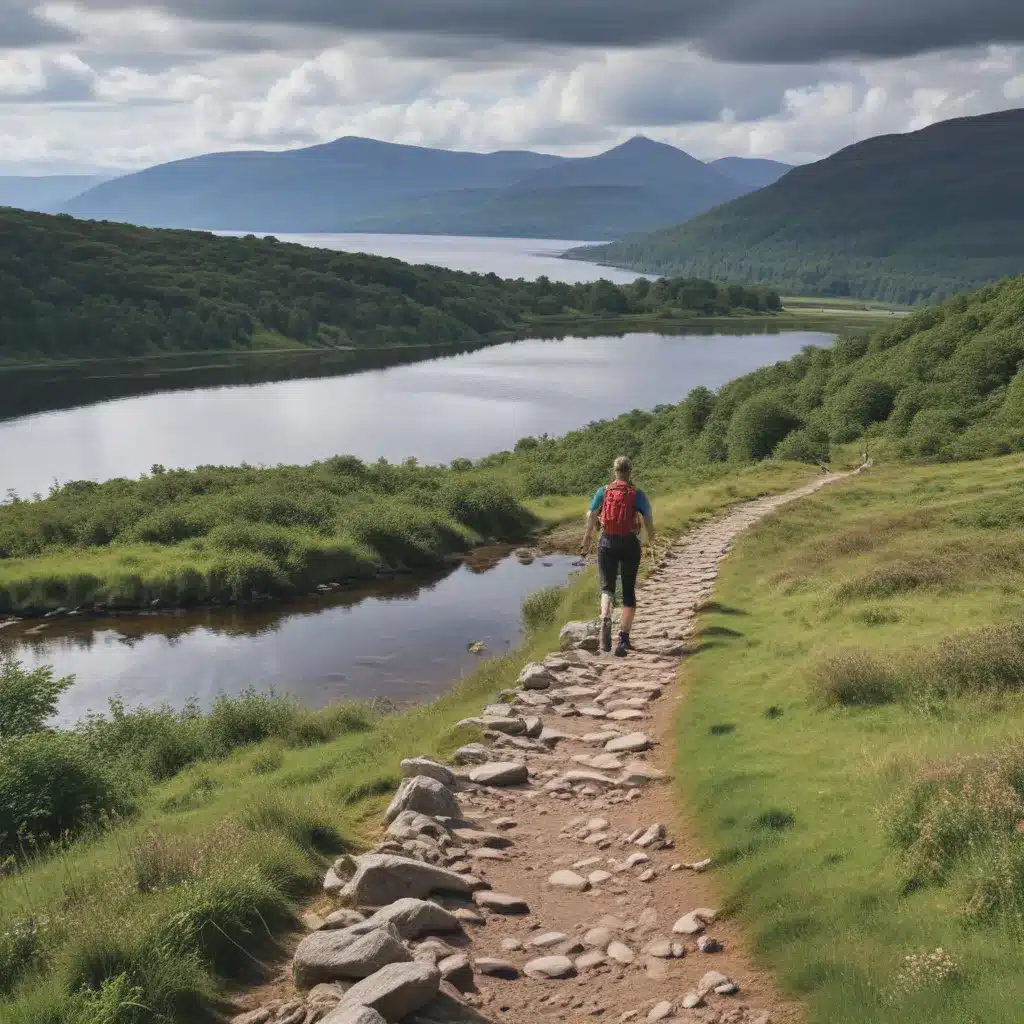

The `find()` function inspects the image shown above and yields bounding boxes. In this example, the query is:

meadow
[683,455,1024,1023]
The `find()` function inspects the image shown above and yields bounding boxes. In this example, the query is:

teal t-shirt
[590,485,652,519]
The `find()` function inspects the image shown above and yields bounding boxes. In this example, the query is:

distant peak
[613,135,674,152]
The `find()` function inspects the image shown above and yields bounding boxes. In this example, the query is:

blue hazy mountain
[63,135,776,239]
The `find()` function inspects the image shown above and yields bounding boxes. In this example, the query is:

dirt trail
[235,470,858,1024]
[442,474,852,1024]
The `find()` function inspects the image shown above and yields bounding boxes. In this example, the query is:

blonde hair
[613,456,633,479]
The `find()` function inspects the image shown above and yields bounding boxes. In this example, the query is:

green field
[683,455,1024,1023]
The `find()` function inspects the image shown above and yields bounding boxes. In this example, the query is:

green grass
[0,464,818,1022]
[680,454,1024,1024]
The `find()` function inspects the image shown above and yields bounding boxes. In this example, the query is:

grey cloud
[0,4,80,48]
[75,0,1024,62]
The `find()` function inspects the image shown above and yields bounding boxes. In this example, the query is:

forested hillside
[0,208,780,364]
[497,273,1024,491]
[571,109,1024,304]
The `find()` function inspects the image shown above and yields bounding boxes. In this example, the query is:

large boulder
[339,855,477,908]
[400,757,456,789]
[337,962,441,1022]
[517,663,554,690]
[384,777,461,826]
[559,621,600,652]
[293,925,411,989]
[365,899,463,939]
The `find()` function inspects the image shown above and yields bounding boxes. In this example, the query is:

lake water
[0,331,828,498]
[4,548,579,727]
[216,232,638,284]
[0,234,833,723]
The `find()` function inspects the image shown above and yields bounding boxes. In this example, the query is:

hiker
[580,456,656,657]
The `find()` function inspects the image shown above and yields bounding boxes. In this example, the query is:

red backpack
[601,480,637,536]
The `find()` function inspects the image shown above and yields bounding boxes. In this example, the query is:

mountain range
[0,175,112,213]
[573,108,1024,304]
[58,136,791,239]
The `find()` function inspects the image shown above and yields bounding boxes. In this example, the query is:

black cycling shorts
[598,533,641,608]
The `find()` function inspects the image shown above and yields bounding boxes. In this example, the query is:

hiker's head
[613,456,632,482]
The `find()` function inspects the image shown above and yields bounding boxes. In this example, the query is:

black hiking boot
[601,617,613,653]
[614,631,629,658]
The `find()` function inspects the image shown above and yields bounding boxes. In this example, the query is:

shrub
[0,732,136,856]
[726,395,804,462]
[522,585,565,632]
[810,649,902,707]
[0,656,74,738]
[774,426,831,464]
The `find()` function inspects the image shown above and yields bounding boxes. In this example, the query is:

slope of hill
[0,207,779,364]
[62,135,760,239]
[0,174,112,212]
[709,156,792,188]
[571,109,1024,304]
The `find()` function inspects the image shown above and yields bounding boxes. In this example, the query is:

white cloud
[1,7,1023,173]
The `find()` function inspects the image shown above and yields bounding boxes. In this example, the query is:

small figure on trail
[580,456,656,657]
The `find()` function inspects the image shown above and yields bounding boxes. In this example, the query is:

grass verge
[680,453,1024,1024]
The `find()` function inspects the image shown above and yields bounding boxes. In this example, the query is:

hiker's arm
[642,514,656,548]
[580,510,600,554]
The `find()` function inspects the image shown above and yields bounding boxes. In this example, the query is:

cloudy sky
[2,1,1024,173]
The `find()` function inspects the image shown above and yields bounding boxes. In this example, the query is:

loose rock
[400,757,456,788]
[548,870,590,892]
[647,1002,674,1023]
[365,899,462,940]
[472,891,529,915]
[383,777,461,826]
[519,663,555,690]
[469,762,529,787]
[293,926,411,989]
[337,962,441,1021]
[475,958,519,978]
[339,855,476,907]
[606,941,635,965]
[524,955,577,980]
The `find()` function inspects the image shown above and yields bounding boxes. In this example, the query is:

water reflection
[3,548,579,726]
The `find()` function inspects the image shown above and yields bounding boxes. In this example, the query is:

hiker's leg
[615,539,640,655]
[598,540,617,616]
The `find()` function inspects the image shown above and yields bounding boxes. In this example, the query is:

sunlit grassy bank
[681,455,1024,1024]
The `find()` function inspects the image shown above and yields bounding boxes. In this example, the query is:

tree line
[0,208,780,363]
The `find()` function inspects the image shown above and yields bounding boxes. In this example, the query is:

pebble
[606,941,635,965]
[698,936,723,954]
[588,870,613,886]
[583,927,613,949]
[501,938,523,952]
[681,992,703,1010]
[473,892,529,915]
[531,932,569,949]
[475,958,519,978]
[524,956,577,980]
[575,950,608,971]
[639,869,656,883]
[548,870,590,892]
[646,941,673,959]
[697,971,731,996]
[647,1001,674,1022]
[624,853,650,869]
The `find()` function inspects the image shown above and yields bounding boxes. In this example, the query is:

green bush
[774,426,831,464]
[0,732,137,856]
[726,394,804,462]
[0,656,74,737]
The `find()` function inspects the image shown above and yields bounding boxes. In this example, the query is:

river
[0,234,833,725]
